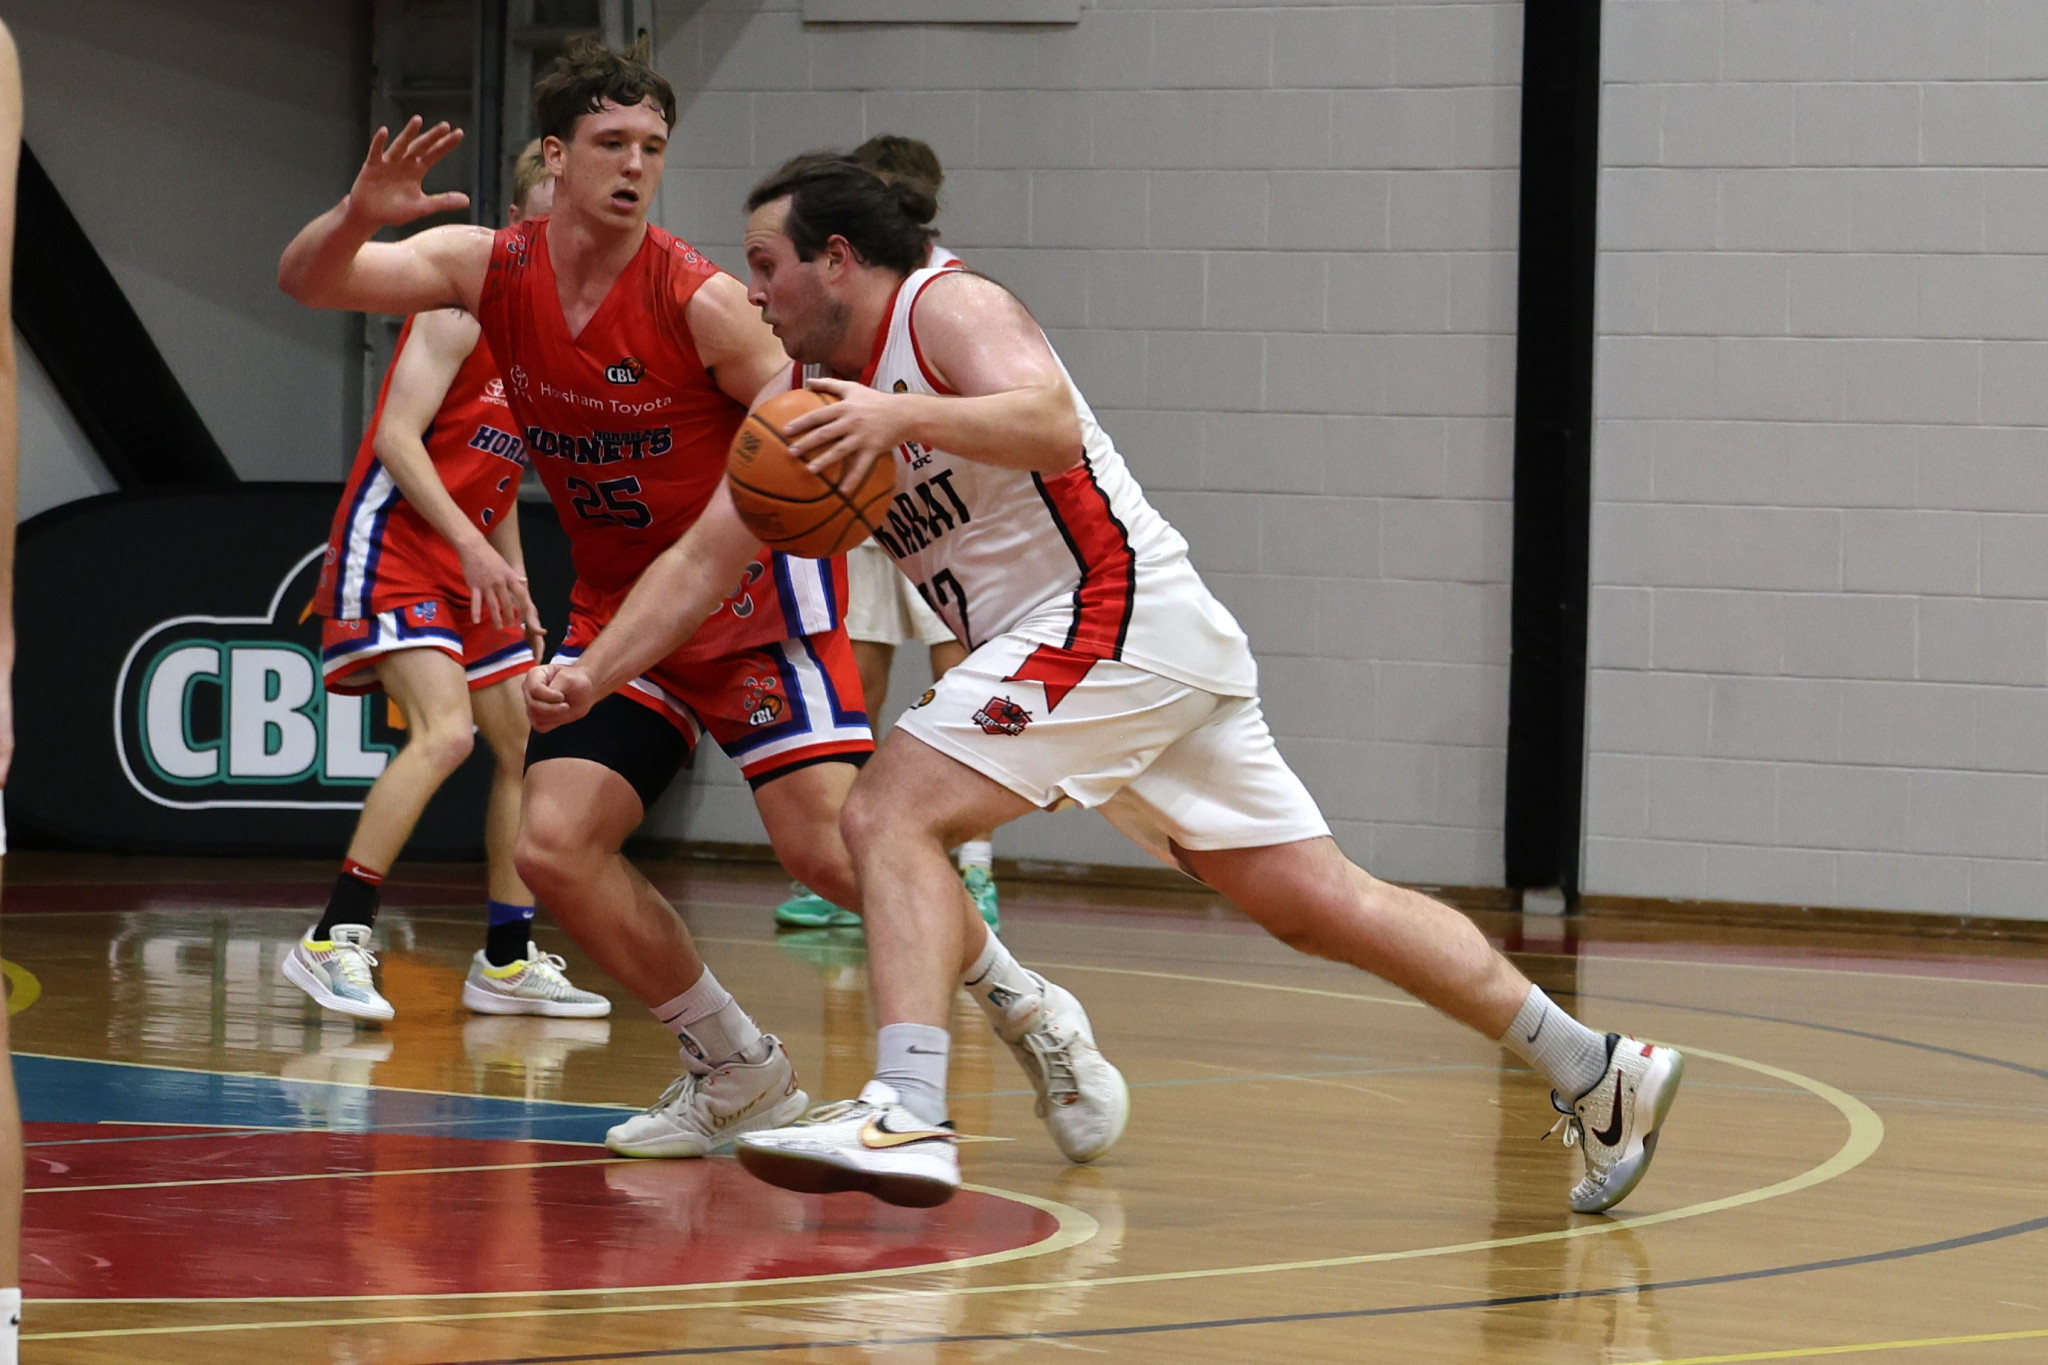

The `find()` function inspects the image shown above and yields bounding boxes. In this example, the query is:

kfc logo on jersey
[605,357,645,385]
[973,696,1032,736]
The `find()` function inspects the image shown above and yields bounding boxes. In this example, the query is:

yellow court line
[1646,1326,2048,1363]
[2,959,40,1016]
[26,1156,621,1195]
[24,1043,1882,1338]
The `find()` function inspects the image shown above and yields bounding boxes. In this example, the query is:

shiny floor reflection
[3,853,2046,1363]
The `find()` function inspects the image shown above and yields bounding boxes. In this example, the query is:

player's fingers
[427,191,472,214]
[365,126,390,162]
[387,115,424,158]
[416,126,466,165]
[804,377,852,398]
[803,435,859,474]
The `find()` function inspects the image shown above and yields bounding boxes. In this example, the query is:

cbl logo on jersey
[116,547,401,809]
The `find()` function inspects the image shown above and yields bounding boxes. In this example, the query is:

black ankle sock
[483,919,531,968]
[314,867,381,940]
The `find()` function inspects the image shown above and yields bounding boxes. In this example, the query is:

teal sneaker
[963,865,1001,931]
[774,886,860,928]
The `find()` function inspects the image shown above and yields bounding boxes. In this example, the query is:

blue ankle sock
[485,900,536,967]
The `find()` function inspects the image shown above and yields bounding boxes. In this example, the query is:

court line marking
[19,1043,1879,1338]
[1641,1326,2048,1363]
[699,934,1429,1009]
[24,1182,1098,1315]
[397,1215,2048,1363]
[26,1155,623,1195]
[13,1049,640,1116]
[2,959,40,1016]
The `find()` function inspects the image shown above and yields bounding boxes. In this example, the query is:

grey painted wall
[9,0,366,499]
[640,0,1527,878]
[1588,0,2048,920]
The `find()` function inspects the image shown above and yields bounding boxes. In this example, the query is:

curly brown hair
[532,34,675,141]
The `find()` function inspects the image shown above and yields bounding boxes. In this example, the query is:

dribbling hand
[524,662,595,732]
[785,377,904,495]
[348,117,471,228]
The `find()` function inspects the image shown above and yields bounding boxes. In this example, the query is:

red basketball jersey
[317,316,528,619]
[476,220,842,661]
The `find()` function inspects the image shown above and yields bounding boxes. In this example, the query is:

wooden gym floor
[2,851,2045,1363]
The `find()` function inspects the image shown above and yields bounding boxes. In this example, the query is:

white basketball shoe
[1548,1033,1685,1214]
[604,1036,808,1159]
[281,924,394,1022]
[462,943,612,1018]
[736,1080,961,1208]
[992,972,1130,1163]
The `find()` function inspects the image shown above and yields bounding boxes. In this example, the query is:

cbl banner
[12,485,572,856]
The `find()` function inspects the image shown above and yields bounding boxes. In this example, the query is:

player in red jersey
[280,41,1105,1163]
[283,143,610,1025]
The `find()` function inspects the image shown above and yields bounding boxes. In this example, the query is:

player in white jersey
[527,153,1683,1214]
[773,135,1001,932]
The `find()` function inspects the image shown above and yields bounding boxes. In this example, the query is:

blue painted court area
[14,1052,624,1142]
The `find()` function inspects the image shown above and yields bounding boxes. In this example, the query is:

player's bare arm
[524,487,762,731]
[368,309,529,631]
[0,18,19,788]
[785,272,1081,483]
[688,272,796,408]
[279,118,492,316]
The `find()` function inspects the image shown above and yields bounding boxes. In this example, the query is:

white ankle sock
[960,929,1036,1015]
[0,1287,19,1365]
[955,840,993,874]
[652,969,763,1072]
[1500,986,1612,1099]
[875,1022,951,1125]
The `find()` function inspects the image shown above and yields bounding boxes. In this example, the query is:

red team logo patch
[742,675,783,727]
[973,697,1032,736]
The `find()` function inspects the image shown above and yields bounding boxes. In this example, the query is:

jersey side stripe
[771,553,838,637]
[339,465,402,618]
[1031,458,1137,658]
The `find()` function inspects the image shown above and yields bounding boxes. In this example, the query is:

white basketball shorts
[892,631,1329,866]
[844,541,955,650]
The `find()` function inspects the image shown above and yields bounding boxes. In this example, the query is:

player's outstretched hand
[349,117,470,228]
[786,377,905,494]
[460,540,529,632]
[525,662,594,732]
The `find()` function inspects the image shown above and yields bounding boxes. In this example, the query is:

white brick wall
[1589,0,2048,919]
[643,0,1525,883]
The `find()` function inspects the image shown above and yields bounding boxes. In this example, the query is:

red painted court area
[22,1124,1057,1301]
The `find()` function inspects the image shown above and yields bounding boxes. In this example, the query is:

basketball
[726,388,896,558]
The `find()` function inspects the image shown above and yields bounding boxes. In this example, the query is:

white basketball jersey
[846,266,1256,696]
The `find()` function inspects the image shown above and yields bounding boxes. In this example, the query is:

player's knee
[513,806,581,895]
[838,783,888,859]
[408,721,474,776]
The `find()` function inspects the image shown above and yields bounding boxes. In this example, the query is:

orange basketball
[726,388,897,558]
